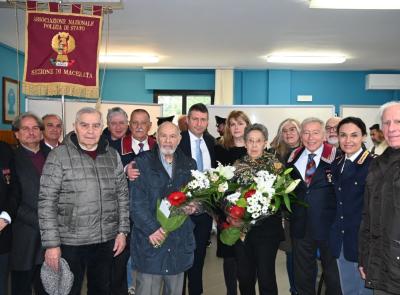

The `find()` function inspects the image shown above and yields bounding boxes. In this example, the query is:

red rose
[244,189,256,199]
[228,205,245,219]
[221,222,231,229]
[167,191,187,207]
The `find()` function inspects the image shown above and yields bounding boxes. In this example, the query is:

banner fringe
[23,82,98,99]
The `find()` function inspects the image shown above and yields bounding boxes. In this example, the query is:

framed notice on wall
[2,77,20,124]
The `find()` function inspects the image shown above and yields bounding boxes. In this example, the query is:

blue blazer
[329,149,374,262]
[130,146,197,275]
[287,143,337,240]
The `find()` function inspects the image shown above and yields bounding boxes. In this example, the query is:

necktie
[305,153,316,186]
[195,139,204,171]
[138,142,144,153]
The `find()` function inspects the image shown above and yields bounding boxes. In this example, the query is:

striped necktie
[305,153,316,186]
[138,142,144,153]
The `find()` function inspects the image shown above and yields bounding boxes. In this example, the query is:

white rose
[218,181,228,193]
[210,173,219,182]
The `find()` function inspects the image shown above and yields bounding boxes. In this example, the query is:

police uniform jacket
[329,149,374,262]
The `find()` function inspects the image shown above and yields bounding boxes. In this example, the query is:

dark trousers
[235,237,280,295]
[11,265,46,295]
[111,237,130,295]
[286,252,297,294]
[184,213,213,295]
[61,239,115,295]
[292,236,342,295]
[0,253,8,295]
[223,257,237,295]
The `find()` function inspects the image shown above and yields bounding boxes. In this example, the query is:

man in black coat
[0,141,18,295]
[178,103,215,295]
[10,113,50,295]
[287,117,341,295]
[359,102,400,294]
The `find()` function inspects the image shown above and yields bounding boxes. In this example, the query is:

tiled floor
[201,235,291,294]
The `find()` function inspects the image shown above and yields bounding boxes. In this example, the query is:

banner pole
[61,94,66,137]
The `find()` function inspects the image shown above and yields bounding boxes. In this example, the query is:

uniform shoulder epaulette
[356,150,370,164]
[321,143,336,164]
[287,146,303,164]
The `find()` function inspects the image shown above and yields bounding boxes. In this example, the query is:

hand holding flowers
[155,163,237,247]
[220,168,302,246]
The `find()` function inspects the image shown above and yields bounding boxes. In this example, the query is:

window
[154,90,214,117]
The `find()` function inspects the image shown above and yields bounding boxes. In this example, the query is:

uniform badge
[325,169,333,183]
[2,168,11,185]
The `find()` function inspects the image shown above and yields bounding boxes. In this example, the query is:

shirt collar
[188,130,203,141]
[345,148,363,162]
[132,137,147,145]
[305,144,324,158]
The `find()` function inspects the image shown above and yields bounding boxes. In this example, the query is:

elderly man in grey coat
[38,107,129,295]
[130,121,197,295]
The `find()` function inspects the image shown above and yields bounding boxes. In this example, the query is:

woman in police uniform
[329,117,374,295]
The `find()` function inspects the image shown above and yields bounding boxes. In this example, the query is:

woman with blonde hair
[269,118,301,295]
[215,110,251,295]
[270,118,301,163]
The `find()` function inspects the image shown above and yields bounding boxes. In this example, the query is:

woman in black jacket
[215,110,250,295]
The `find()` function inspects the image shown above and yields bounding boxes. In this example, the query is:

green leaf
[236,198,247,208]
[220,227,241,246]
[274,195,281,210]
[283,167,293,175]
[283,194,292,212]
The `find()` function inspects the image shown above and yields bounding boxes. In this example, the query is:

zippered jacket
[38,132,129,248]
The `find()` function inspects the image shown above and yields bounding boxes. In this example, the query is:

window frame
[153,90,215,115]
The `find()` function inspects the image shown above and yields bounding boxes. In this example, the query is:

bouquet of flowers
[157,163,238,237]
[220,167,301,246]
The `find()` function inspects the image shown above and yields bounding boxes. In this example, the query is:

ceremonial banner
[23,2,102,99]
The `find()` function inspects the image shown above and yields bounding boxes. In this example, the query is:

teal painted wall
[1,42,400,129]
[0,44,25,130]
[234,69,398,112]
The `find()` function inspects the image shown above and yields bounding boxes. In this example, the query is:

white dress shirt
[294,144,324,181]
[132,137,150,154]
[188,130,212,171]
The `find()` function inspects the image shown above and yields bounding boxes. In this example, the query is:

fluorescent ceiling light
[99,55,159,64]
[310,0,400,9]
[266,55,346,64]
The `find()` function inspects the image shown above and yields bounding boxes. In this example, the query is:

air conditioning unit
[366,74,400,90]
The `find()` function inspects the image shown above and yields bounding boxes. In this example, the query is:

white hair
[379,101,400,122]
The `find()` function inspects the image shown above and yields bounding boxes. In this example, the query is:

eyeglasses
[325,126,337,132]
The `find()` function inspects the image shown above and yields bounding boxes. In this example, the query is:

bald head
[157,122,182,156]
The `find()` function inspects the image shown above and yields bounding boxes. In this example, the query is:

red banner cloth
[23,9,102,98]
